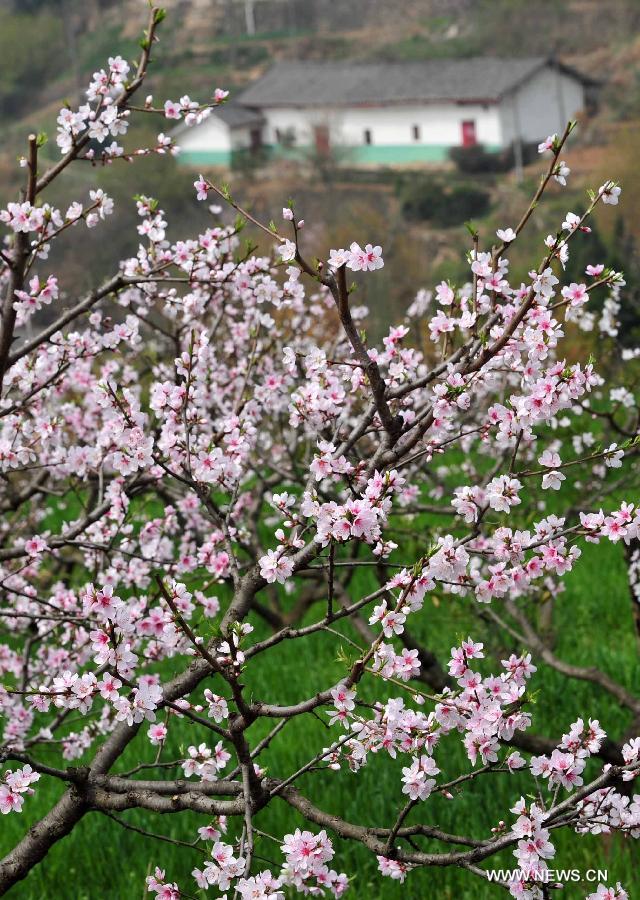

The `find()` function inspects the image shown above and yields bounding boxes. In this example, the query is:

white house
[174,103,265,166]
[176,57,595,168]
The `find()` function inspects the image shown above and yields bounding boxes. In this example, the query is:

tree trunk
[0,790,86,895]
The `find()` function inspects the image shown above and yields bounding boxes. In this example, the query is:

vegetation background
[0,1,639,897]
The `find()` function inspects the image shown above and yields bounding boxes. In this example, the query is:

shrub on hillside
[400,176,491,225]
[450,141,540,174]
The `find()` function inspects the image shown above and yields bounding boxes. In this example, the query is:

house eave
[244,98,502,110]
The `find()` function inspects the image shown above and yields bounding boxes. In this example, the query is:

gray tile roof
[213,102,265,128]
[170,102,264,141]
[237,57,590,108]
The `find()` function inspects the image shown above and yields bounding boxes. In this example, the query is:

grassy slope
[2,538,638,899]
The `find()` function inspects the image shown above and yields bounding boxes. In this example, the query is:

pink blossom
[346,242,384,272]
[194,175,209,201]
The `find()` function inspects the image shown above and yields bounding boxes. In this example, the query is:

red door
[250,128,262,152]
[461,120,477,147]
[314,125,330,157]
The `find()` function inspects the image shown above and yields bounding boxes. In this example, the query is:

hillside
[2,0,640,132]
[1,0,640,338]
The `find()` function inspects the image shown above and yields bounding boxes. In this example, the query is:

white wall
[262,102,503,149]
[500,68,585,146]
[176,115,257,153]
[177,116,232,153]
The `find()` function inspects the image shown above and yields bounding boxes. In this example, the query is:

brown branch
[499,599,640,715]
[328,265,402,442]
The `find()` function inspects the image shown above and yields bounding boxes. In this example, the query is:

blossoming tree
[0,8,638,899]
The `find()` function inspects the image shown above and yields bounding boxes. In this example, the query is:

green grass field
[2,538,638,899]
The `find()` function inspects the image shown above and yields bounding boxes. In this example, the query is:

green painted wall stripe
[348,143,502,163]
[178,149,232,165]
[177,143,503,167]
[350,144,449,163]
